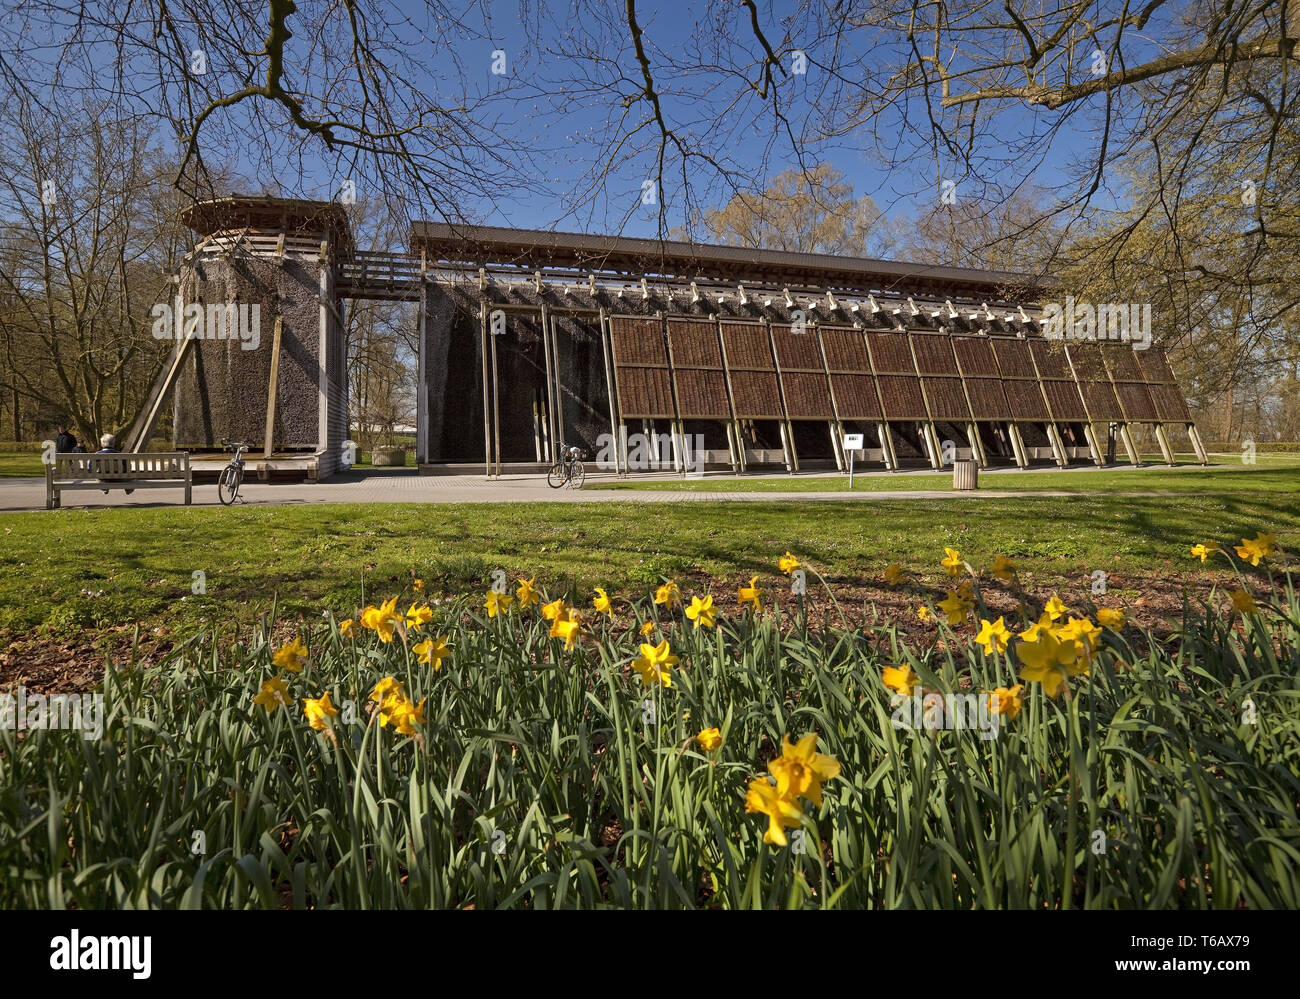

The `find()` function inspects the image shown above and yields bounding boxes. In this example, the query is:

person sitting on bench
[95,434,134,495]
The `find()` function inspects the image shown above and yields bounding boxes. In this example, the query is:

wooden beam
[263,316,284,459]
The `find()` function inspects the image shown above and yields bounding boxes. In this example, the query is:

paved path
[0,466,1219,512]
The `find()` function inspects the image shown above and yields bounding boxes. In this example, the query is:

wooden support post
[1046,423,1069,467]
[725,422,739,472]
[416,260,428,465]
[598,309,620,476]
[1081,422,1106,467]
[480,301,492,477]
[1187,423,1210,465]
[1118,423,1141,466]
[618,423,630,476]
[490,309,502,477]
[830,421,845,471]
[879,422,897,471]
[263,316,284,459]
[778,420,794,473]
[1008,423,1030,468]
[318,260,331,474]
[540,304,559,463]
[786,421,800,472]
[1154,424,1176,465]
[923,422,943,469]
[967,422,989,467]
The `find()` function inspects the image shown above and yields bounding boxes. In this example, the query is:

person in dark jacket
[95,433,133,495]
[55,424,77,453]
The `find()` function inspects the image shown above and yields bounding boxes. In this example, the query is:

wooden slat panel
[615,366,674,418]
[1031,340,1072,379]
[952,337,1000,376]
[1064,342,1106,381]
[911,334,960,375]
[965,378,1010,419]
[729,369,784,418]
[1115,382,1158,420]
[820,328,870,371]
[1080,380,1124,420]
[828,374,882,419]
[1137,346,1177,383]
[610,316,668,366]
[1100,342,1142,381]
[667,318,723,368]
[1149,383,1191,421]
[1002,379,1050,420]
[876,375,928,419]
[781,371,835,418]
[866,331,916,374]
[719,323,775,369]
[1041,379,1088,421]
[673,368,731,418]
[922,377,972,420]
[991,338,1036,378]
[771,325,825,370]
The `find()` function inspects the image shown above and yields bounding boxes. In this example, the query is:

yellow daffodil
[916,605,933,623]
[1190,543,1212,562]
[768,733,841,808]
[370,676,404,705]
[1096,607,1126,630]
[413,578,424,592]
[975,616,1011,655]
[937,589,972,626]
[737,576,762,611]
[1016,632,1083,698]
[991,554,1017,582]
[941,546,963,577]
[881,664,918,696]
[1018,612,1054,642]
[361,596,402,642]
[413,635,450,670]
[984,685,1024,721]
[550,614,581,650]
[386,696,426,736]
[653,581,681,609]
[405,602,433,630]
[957,579,976,601]
[339,618,357,639]
[1230,589,1258,615]
[697,727,722,752]
[631,640,677,688]
[685,594,717,629]
[592,587,613,617]
[778,552,800,574]
[516,577,540,607]
[1235,533,1276,567]
[302,690,339,730]
[744,776,804,846]
[1055,616,1102,662]
[640,620,656,636]
[484,589,513,618]
[1044,595,1067,621]
[883,563,904,585]
[542,597,569,622]
[272,636,307,673]
[253,676,291,713]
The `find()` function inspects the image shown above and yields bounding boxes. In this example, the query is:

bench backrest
[47,452,191,479]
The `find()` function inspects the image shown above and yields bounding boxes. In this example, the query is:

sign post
[842,433,864,489]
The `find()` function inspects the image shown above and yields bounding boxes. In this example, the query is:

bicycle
[547,443,587,488]
[218,440,249,505]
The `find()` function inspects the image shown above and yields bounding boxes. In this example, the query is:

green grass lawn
[0,451,46,477]
[583,454,1300,494]
[1,489,1294,639]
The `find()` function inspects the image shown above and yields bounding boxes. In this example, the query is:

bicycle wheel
[218,465,241,505]
[546,463,566,488]
[567,460,586,488]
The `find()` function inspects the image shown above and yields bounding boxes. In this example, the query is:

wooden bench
[46,453,192,510]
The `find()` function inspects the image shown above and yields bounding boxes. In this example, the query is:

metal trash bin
[953,459,978,491]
